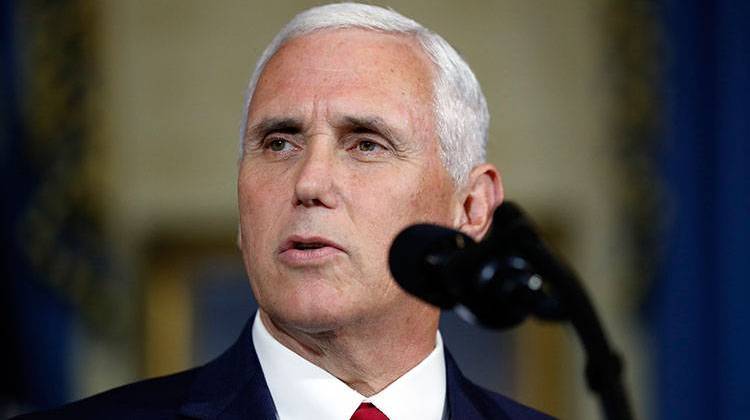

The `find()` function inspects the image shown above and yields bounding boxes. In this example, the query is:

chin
[260,282,365,334]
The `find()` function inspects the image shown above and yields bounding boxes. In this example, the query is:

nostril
[292,154,338,208]
[296,197,327,208]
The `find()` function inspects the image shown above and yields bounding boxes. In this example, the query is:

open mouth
[280,235,345,254]
[292,242,329,250]
[279,236,345,266]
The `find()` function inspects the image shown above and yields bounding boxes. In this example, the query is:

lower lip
[278,246,344,266]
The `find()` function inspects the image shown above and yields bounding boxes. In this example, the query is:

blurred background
[2,0,748,419]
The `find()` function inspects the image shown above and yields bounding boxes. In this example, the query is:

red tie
[349,402,389,420]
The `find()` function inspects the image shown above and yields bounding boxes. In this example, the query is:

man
[17,3,552,419]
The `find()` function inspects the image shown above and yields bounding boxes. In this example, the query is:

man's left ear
[456,163,503,241]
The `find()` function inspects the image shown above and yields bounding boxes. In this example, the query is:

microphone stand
[490,203,634,420]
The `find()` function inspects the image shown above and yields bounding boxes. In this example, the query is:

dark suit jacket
[15,320,553,419]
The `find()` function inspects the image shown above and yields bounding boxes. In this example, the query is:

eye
[268,138,288,151]
[348,138,389,160]
[357,140,380,152]
[262,137,297,154]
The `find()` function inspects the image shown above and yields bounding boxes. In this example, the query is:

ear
[456,163,503,241]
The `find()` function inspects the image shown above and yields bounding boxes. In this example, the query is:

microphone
[390,202,635,420]
[388,201,566,329]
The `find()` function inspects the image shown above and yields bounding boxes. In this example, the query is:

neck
[259,305,440,396]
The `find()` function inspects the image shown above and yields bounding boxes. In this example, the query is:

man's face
[238,29,461,332]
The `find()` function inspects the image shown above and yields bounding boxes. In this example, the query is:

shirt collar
[252,311,446,420]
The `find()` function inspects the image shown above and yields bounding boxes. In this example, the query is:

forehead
[247,28,435,125]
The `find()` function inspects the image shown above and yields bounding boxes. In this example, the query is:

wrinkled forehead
[248,28,436,113]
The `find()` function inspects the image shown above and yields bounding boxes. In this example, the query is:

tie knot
[350,402,389,420]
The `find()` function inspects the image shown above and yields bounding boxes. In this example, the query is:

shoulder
[458,378,556,420]
[12,368,199,420]
[444,350,555,420]
[13,318,268,420]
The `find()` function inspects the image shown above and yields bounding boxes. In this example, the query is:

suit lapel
[445,350,513,420]
[178,318,276,420]
[177,319,523,419]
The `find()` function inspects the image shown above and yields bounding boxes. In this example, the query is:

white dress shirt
[252,312,447,420]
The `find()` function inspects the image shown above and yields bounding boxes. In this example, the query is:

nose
[293,139,338,209]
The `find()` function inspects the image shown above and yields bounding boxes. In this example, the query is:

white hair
[240,2,489,186]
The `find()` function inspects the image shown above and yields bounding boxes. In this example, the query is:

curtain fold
[651,1,750,418]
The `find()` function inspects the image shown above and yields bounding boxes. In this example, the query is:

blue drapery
[1,0,72,410]
[651,0,749,418]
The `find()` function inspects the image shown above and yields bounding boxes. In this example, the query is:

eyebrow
[246,117,303,142]
[338,116,405,152]
[245,115,407,153]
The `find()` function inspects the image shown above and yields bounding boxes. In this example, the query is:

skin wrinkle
[238,28,500,396]
[249,115,414,161]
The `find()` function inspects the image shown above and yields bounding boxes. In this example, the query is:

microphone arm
[493,203,633,420]
[389,202,634,420]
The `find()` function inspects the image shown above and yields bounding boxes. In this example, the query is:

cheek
[237,168,285,267]
[401,169,457,224]
[238,165,287,220]
[349,168,456,255]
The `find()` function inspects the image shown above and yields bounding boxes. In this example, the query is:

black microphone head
[493,201,525,223]
[389,223,474,309]
[489,201,535,247]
